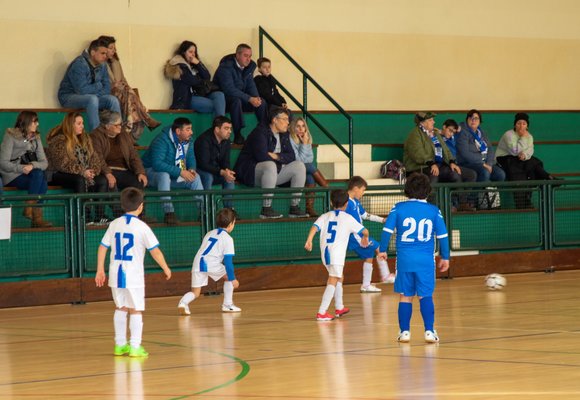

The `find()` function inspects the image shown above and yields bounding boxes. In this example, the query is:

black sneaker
[288,206,308,218]
[260,207,283,219]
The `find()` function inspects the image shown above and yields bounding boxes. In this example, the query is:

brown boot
[31,207,53,228]
[312,169,328,187]
[23,200,36,220]
[305,184,318,217]
[145,116,161,131]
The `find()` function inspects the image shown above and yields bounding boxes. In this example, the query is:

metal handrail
[258,26,354,176]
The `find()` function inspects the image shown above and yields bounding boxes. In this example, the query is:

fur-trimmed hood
[164,55,191,80]
[5,127,40,141]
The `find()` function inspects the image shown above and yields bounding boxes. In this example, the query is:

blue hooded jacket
[58,50,111,103]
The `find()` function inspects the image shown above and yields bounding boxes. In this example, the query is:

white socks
[334,281,344,310]
[362,262,373,287]
[319,284,336,314]
[129,313,143,348]
[223,281,234,306]
[378,259,390,279]
[179,291,196,306]
[114,309,128,346]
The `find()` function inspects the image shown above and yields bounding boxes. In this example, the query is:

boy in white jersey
[178,208,240,315]
[346,176,395,293]
[95,188,172,357]
[305,189,370,321]
[378,173,450,343]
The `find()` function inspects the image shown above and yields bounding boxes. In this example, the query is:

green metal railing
[258,26,354,176]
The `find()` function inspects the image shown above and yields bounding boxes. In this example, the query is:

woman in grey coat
[0,111,52,227]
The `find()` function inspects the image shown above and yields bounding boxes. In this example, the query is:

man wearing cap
[403,112,462,185]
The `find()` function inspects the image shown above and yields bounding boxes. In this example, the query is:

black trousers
[497,155,550,209]
[51,172,108,219]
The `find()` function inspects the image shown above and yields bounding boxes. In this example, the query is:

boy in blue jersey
[346,176,395,293]
[96,187,172,357]
[305,189,370,321]
[178,208,240,315]
[378,173,449,343]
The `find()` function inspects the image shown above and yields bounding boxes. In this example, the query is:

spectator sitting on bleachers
[254,57,288,109]
[403,112,462,184]
[194,116,235,209]
[164,40,226,118]
[289,117,328,217]
[456,109,505,183]
[98,35,161,142]
[0,111,52,228]
[213,43,268,145]
[57,38,121,131]
[90,110,148,198]
[142,117,203,225]
[234,107,307,219]
[496,113,558,208]
[46,112,109,224]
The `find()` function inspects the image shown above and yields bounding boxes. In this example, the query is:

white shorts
[111,287,145,311]
[325,264,344,278]
[192,265,226,288]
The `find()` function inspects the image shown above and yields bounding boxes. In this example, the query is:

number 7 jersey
[100,215,160,288]
[313,210,366,267]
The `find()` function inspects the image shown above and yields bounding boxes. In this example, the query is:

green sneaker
[114,344,130,356]
[129,346,149,358]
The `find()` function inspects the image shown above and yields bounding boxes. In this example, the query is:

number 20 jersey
[313,210,365,267]
[100,215,160,289]
[383,200,448,272]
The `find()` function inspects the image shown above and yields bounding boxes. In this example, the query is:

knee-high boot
[305,184,318,217]
[23,200,35,220]
[312,169,328,187]
[31,206,53,228]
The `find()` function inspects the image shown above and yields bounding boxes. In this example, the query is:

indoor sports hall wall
[1,0,580,111]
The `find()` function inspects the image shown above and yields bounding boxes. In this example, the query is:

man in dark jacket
[234,107,307,219]
[194,116,236,208]
[213,44,268,145]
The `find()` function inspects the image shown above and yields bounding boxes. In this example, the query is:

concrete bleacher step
[318,161,385,180]
[316,144,372,163]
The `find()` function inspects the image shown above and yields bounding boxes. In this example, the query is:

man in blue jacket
[142,117,203,225]
[213,44,268,145]
[58,38,121,130]
[234,107,307,219]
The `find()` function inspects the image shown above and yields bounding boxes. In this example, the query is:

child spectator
[346,176,395,293]
[177,208,241,315]
[95,187,172,357]
[254,57,288,109]
[305,189,369,321]
[378,173,450,343]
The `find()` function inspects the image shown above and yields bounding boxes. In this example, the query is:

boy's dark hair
[212,115,232,130]
[172,117,192,132]
[331,189,349,209]
[257,57,271,67]
[443,119,458,129]
[121,187,144,213]
[347,176,368,191]
[216,208,237,228]
[404,173,431,200]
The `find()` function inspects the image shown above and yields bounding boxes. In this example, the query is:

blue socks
[398,302,412,331]
[420,296,435,331]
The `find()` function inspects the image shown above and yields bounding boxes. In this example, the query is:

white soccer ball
[485,273,507,290]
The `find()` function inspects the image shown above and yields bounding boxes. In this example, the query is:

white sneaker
[398,330,411,343]
[360,284,381,293]
[178,303,190,316]
[381,273,396,284]
[424,330,439,343]
[222,304,242,313]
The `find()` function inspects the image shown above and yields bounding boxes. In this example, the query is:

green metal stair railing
[258,26,354,177]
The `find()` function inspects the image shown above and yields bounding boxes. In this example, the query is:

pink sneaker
[335,307,350,318]
[316,312,335,321]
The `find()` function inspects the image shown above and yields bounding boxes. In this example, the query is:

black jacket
[254,75,286,107]
[194,128,231,176]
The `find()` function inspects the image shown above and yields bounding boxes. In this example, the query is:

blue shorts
[348,237,379,259]
[394,270,435,297]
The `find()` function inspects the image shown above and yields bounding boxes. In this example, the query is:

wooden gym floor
[1,269,580,399]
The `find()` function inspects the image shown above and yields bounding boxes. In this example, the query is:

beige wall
[1,0,580,110]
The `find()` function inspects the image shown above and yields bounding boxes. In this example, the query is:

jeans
[7,169,48,195]
[304,162,317,185]
[190,92,226,116]
[146,168,203,213]
[461,162,506,182]
[59,94,121,130]
[197,169,235,208]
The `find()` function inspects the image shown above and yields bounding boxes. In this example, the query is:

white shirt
[193,228,235,272]
[100,215,160,288]
[313,210,365,267]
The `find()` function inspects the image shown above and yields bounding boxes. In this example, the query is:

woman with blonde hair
[47,112,109,224]
[289,117,328,217]
[98,35,161,142]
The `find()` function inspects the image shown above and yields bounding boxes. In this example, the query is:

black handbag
[20,151,38,164]
[194,80,220,96]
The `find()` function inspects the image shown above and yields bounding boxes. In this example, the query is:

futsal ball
[485,273,507,290]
